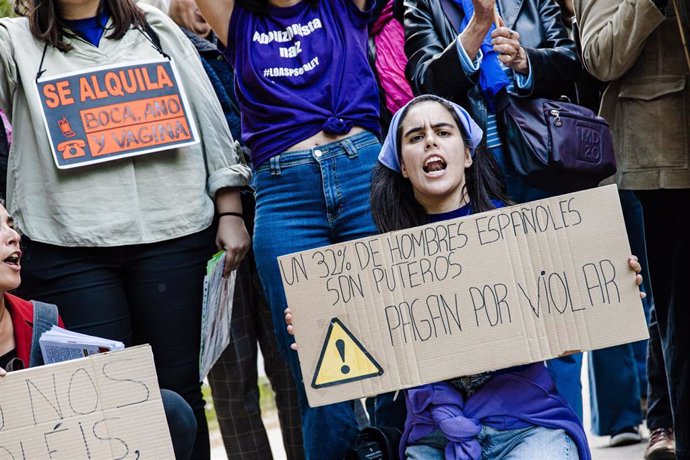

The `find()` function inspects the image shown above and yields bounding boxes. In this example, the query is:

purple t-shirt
[225,0,381,167]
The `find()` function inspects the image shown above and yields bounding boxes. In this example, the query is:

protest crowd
[0,0,687,459]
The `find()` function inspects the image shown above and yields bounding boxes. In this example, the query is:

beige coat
[575,0,690,190]
[0,4,250,246]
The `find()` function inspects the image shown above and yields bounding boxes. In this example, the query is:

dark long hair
[17,0,146,52]
[370,95,510,233]
[237,0,319,14]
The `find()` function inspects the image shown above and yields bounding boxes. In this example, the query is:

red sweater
[4,293,64,367]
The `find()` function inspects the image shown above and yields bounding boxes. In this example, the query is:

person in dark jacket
[402,0,585,422]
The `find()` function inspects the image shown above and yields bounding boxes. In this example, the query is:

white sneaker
[609,426,642,447]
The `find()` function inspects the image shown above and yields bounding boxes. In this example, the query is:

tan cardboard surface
[279,185,650,407]
[0,345,174,458]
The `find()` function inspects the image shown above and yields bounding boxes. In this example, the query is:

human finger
[497,54,516,66]
[491,36,521,50]
[493,43,519,57]
[491,26,519,41]
[628,255,642,274]
[222,253,240,277]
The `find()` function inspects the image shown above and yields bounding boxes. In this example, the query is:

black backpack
[344,425,402,460]
[28,300,59,368]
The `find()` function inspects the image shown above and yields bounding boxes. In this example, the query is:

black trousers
[637,189,690,459]
[646,305,673,431]
[18,226,216,460]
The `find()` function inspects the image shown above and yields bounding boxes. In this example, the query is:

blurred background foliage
[0,0,14,18]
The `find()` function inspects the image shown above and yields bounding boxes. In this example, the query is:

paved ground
[210,354,649,459]
[210,413,649,460]
[588,428,648,460]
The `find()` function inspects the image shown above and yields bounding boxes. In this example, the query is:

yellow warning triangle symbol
[311,318,383,389]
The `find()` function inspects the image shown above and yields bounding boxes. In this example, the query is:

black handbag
[501,96,617,192]
[344,426,401,460]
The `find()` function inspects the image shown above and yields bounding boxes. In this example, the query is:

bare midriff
[285,127,367,152]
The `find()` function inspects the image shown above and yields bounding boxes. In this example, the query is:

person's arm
[459,0,494,60]
[405,0,485,101]
[513,0,580,99]
[574,0,664,82]
[215,188,250,276]
[194,0,234,45]
[168,0,212,37]
[0,25,17,118]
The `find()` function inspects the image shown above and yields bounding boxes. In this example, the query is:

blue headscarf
[455,0,510,110]
[378,96,484,173]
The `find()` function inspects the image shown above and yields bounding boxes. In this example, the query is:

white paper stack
[39,326,125,364]
[199,251,236,380]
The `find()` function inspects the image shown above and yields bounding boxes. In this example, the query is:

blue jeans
[405,426,578,459]
[252,132,383,460]
[490,145,584,419]
[588,191,648,435]
[546,354,583,420]
[619,190,653,391]
[161,389,197,460]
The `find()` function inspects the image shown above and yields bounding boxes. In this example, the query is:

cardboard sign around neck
[35,59,199,169]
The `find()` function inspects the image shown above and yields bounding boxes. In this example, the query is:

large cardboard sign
[0,346,174,458]
[279,185,649,407]
[36,59,199,169]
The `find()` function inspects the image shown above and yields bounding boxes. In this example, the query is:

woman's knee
[404,444,445,460]
[161,389,197,460]
[508,427,579,459]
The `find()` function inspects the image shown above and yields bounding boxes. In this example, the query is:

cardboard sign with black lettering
[35,59,199,169]
[0,345,174,457]
[279,185,649,407]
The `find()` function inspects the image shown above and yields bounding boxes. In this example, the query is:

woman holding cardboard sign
[403,0,593,423]
[0,0,251,457]
[287,94,647,459]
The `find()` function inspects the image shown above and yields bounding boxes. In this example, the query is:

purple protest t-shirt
[225,0,381,167]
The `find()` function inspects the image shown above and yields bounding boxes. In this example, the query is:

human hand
[471,0,496,25]
[491,18,529,74]
[169,0,211,38]
[215,215,250,277]
[0,367,5,377]
[629,255,646,300]
[285,308,298,351]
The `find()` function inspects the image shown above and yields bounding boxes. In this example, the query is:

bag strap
[439,0,463,34]
[140,21,171,60]
[29,300,59,367]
